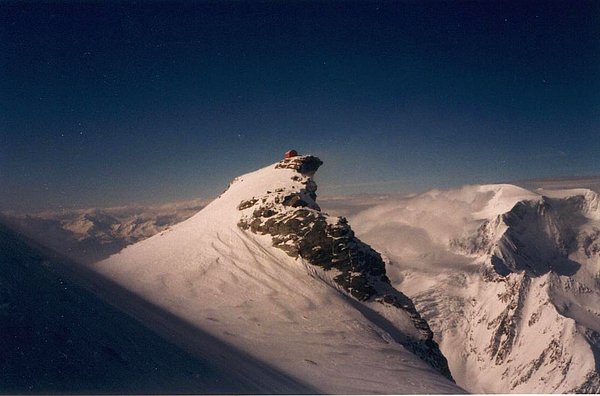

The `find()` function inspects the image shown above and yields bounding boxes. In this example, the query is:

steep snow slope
[325,184,600,393]
[0,220,292,393]
[95,156,462,394]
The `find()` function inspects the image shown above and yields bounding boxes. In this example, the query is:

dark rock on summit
[275,155,323,176]
[238,155,453,380]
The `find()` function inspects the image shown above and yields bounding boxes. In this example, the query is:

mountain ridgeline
[94,155,462,394]
[6,152,599,393]
[237,155,451,378]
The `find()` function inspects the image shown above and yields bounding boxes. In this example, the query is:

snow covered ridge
[0,221,264,393]
[452,190,600,277]
[237,155,451,378]
[324,184,600,393]
[94,156,462,394]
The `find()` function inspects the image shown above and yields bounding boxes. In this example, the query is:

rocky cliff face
[453,197,587,277]
[237,155,452,379]
[319,184,600,392]
[442,193,600,392]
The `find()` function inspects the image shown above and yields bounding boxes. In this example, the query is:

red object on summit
[284,150,298,159]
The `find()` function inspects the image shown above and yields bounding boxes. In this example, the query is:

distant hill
[1,199,205,263]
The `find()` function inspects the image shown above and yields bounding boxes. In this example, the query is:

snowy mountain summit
[340,184,600,393]
[238,155,450,377]
[95,155,460,394]
[447,187,600,392]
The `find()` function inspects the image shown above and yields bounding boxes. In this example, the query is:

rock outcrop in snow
[237,156,450,378]
[94,156,461,394]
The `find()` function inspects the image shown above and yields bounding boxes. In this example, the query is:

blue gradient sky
[1,1,599,211]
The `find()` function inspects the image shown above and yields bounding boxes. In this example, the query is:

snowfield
[95,158,463,394]
[0,221,299,393]
[322,182,600,393]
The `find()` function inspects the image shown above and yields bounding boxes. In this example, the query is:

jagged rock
[579,227,600,258]
[275,155,323,175]
[238,155,452,380]
[238,198,258,210]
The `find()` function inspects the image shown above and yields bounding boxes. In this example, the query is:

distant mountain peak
[343,183,600,393]
[453,191,600,278]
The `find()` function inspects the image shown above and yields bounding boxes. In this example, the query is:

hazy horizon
[3,173,599,215]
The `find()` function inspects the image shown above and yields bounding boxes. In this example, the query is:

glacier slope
[95,157,461,394]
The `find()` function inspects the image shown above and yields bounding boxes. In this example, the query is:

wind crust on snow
[237,155,452,379]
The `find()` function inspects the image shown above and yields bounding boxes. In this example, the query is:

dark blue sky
[1,1,599,211]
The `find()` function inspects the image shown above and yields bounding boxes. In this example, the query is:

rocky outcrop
[274,155,323,175]
[486,275,530,365]
[238,155,452,379]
